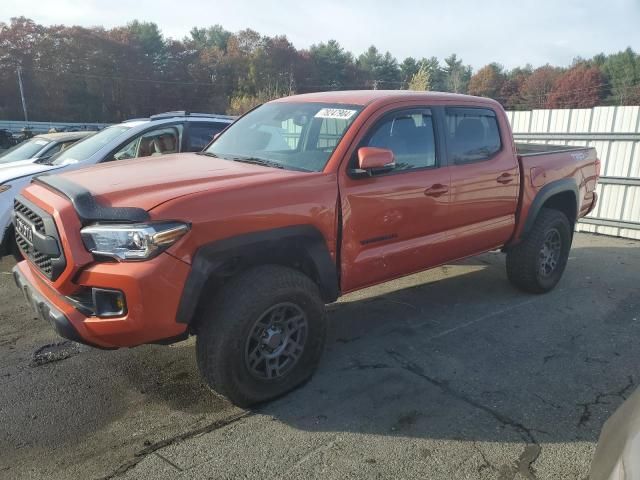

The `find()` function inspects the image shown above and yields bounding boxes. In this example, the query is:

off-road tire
[196,265,327,407]
[506,208,572,293]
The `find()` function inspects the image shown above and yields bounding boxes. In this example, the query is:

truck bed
[515,142,590,157]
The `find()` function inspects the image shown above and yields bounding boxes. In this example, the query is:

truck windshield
[52,126,131,165]
[0,138,50,163]
[205,102,362,172]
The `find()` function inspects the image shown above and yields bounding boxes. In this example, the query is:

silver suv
[0,112,235,257]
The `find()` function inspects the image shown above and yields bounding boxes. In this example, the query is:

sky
[3,0,640,70]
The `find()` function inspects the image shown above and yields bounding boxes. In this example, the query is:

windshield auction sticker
[314,108,357,120]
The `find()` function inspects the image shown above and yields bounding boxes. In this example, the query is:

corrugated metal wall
[507,106,640,240]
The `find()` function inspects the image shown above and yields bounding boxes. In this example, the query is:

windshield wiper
[196,151,219,158]
[231,156,284,169]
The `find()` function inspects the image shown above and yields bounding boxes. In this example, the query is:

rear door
[339,107,451,292]
[445,107,519,256]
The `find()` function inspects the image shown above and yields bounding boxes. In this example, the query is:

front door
[339,107,451,292]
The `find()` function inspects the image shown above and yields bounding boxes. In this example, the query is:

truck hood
[57,153,307,212]
[0,162,61,185]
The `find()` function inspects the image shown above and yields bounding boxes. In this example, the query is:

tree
[443,54,471,93]
[400,57,418,84]
[498,66,532,110]
[468,63,506,98]
[188,25,231,52]
[407,64,431,90]
[546,65,604,108]
[602,48,640,105]
[308,40,355,90]
[519,65,563,109]
[357,46,400,88]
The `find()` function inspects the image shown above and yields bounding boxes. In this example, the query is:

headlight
[0,184,11,193]
[80,222,190,261]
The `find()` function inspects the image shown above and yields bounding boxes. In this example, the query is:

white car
[0,112,234,257]
[0,131,94,168]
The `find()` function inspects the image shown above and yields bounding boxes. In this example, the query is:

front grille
[14,197,65,280]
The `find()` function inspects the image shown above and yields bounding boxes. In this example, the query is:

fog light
[92,288,127,318]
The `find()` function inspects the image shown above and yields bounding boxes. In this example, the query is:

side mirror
[355,147,395,175]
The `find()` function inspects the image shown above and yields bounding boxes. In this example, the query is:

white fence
[507,106,640,240]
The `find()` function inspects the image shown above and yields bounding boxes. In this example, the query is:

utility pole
[17,66,28,122]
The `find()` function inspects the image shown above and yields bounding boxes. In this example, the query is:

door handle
[497,172,514,184]
[424,184,449,197]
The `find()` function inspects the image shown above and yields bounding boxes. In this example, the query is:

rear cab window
[445,107,501,164]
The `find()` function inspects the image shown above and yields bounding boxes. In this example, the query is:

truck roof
[272,90,501,107]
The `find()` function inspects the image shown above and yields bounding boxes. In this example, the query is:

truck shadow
[259,243,640,445]
[1,241,639,477]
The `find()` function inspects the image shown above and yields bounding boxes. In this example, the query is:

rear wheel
[506,208,572,293]
[196,265,327,406]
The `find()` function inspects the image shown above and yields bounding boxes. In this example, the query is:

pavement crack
[533,393,562,410]
[282,436,340,475]
[340,357,393,371]
[386,349,542,478]
[100,411,251,479]
[577,375,634,428]
[154,452,183,472]
[472,442,498,473]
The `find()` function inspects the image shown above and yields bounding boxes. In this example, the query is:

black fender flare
[176,225,339,325]
[522,178,579,236]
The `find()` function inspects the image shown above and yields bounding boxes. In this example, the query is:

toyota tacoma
[12,91,599,406]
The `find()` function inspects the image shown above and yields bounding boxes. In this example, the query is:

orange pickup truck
[12,91,599,405]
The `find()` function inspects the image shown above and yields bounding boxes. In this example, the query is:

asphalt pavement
[1,232,639,480]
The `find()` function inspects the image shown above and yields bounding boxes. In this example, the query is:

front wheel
[506,208,572,293]
[196,265,327,406]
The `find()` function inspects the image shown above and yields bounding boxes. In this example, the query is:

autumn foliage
[546,65,605,108]
[1,17,639,122]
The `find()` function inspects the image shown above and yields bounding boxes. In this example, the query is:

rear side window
[187,122,227,152]
[363,110,437,172]
[445,108,501,164]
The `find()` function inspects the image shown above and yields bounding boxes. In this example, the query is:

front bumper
[13,262,102,348]
[12,254,191,349]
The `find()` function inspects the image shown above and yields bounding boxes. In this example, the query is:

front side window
[361,110,437,172]
[111,126,182,161]
[206,103,362,172]
[0,138,50,163]
[445,108,501,164]
[53,126,131,165]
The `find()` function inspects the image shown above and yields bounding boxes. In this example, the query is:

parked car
[11,91,599,406]
[0,129,18,151]
[590,387,640,480]
[0,111,234,257]
[0,131,94,167]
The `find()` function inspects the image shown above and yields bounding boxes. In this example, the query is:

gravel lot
[1,232,639,480]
